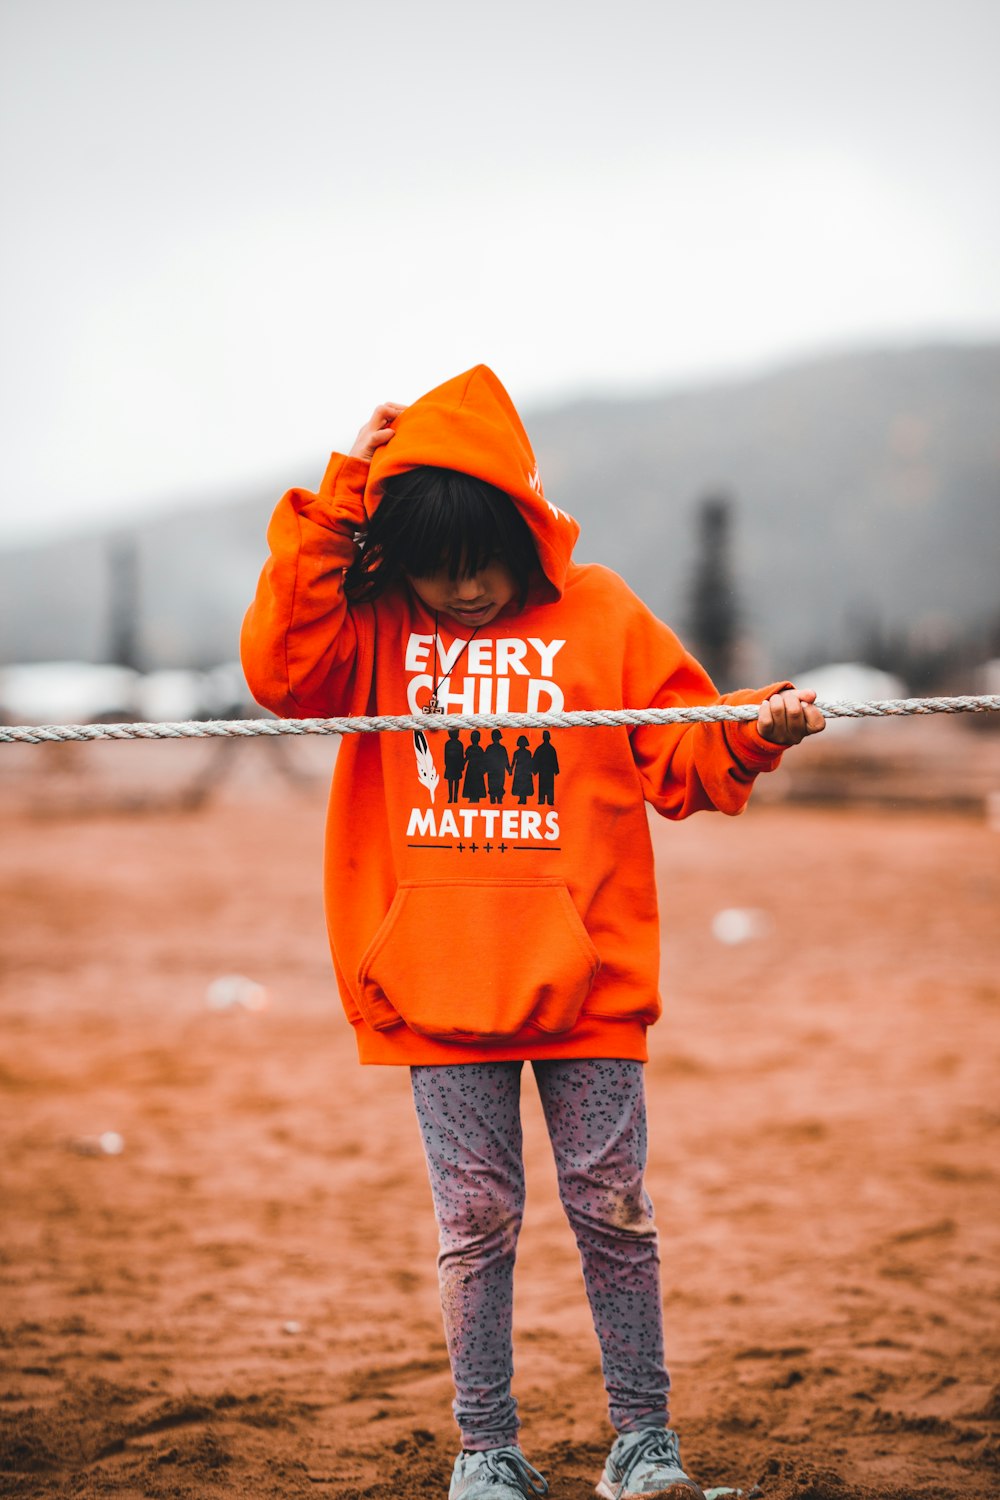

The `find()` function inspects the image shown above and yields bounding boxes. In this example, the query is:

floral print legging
[410,1058,671,1450]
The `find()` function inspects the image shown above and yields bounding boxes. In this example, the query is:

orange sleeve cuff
[726,718,786,772]
[319,451,371,499]
[722,680,795,776]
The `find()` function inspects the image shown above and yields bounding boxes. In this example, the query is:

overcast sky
[1,0,998,544]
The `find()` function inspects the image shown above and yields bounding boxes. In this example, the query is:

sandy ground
[1,733,998,1500]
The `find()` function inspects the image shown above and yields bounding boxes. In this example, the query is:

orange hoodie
[241,366,790,1066]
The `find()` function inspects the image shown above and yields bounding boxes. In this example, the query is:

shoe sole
[596,1481,707,1500]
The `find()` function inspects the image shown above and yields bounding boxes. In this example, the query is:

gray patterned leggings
[410,1059,671,1450]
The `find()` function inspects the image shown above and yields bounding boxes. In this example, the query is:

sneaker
[450,1446,549,1500]
[595,1427,705,1499]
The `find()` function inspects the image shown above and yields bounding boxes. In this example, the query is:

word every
[404,633,566,716]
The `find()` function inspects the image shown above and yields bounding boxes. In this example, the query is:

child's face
[405,558,519,629]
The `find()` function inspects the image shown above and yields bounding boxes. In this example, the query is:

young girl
[241,366,824,1500]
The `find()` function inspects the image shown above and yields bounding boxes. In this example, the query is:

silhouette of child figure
[483,729,512,804]
[444,728,464,804]
[532,729,559,805]
[510,734,535,805]
[462,730,487,803]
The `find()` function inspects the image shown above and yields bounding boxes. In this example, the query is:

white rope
[1,696,998,745]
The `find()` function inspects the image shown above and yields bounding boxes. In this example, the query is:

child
[532,729,559,806]
[510,733,535,805]
[484,728,512,805]
[241,366,824,1500]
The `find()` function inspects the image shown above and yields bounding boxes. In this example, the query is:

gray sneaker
[450,1446,549,1500]
[595,1427,705,1499]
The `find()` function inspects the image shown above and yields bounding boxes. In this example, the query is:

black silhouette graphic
[444,728,464,803]
[409,726,562,820]
[511,735,535,805]
[483,729,512,804]
[462,730,487,803]
[532,729,560,805]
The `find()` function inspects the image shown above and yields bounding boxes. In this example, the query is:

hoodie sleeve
[622,589,791,819]
[240,453,377,718]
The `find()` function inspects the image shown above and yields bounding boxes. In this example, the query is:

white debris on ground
[205,974,270,1011]
[70,1131,125,1157]
[711,908,771,945]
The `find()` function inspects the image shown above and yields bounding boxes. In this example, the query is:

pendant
[423,695,445,715]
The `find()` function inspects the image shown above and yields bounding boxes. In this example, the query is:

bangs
[394,470,520,580]
[346,466,539,603]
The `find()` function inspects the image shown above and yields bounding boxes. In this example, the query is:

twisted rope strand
[1,696,998,745]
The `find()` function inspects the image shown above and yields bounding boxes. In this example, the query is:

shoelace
[475,1447,549,1496]
[613,1428,685,1500]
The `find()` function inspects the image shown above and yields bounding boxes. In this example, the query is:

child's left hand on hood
[349,402,408,461]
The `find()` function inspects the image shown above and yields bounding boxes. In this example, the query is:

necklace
[423,611,481,715]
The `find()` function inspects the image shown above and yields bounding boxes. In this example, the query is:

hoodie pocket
[356,878,600,1042]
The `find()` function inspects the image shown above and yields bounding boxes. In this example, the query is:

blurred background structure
[0,0,998,760]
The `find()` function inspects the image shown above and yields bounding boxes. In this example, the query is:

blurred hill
[1,342,997,680]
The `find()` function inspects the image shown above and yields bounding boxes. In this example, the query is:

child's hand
[349,402,407,461]
[757,688,826,746]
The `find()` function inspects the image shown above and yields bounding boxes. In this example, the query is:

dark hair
[345,466,539,604]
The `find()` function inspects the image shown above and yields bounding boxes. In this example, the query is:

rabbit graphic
[413,730,440,803]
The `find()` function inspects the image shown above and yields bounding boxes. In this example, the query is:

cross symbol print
[498,841,508,853]
[483,842,493,854]
[469,842,479,853]
[456,841,465,853]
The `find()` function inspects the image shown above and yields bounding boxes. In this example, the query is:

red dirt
[1,738,998,1499]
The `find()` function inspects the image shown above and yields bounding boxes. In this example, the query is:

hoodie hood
[365,364,580,600]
